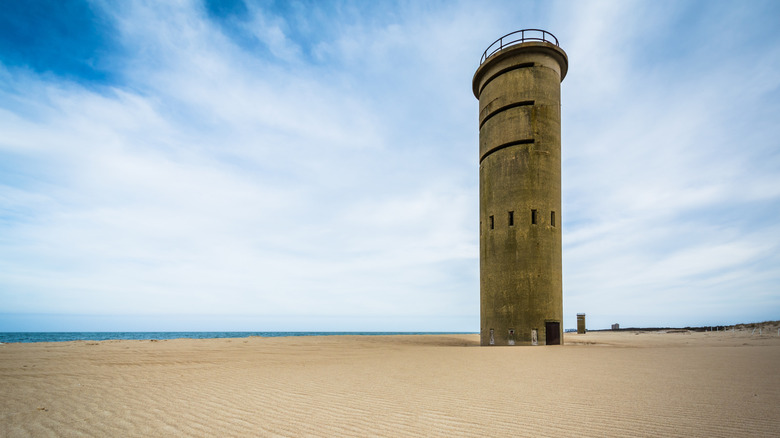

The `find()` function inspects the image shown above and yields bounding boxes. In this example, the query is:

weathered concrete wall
[473,41,567,346]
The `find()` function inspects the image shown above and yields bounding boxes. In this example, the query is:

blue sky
[1,0,778,332]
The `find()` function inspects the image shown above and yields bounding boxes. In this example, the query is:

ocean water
[0,332,473,344]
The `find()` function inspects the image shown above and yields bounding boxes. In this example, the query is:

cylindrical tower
[473,29,567,346]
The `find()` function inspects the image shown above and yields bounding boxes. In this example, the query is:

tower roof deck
[479,29,560,65]
[472,30,568,98]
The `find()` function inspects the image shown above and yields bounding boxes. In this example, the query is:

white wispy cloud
[0,0,777,331]
[0,1,481,330]
[558,0,780,327]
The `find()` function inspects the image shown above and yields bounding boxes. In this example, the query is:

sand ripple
[1,332,779,437]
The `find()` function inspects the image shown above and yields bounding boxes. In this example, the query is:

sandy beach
[1,329,779,437]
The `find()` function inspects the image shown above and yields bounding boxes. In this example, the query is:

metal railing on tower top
[480,29,559,65]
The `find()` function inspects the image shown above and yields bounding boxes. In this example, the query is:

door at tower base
[545,321,561,345]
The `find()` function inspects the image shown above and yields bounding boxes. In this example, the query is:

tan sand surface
[1,330,779,437]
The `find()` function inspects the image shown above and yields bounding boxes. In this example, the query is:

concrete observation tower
[472,29,567,346]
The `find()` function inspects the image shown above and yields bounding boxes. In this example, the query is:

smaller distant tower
[577,313,586,334]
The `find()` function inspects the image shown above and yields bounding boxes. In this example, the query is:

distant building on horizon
[473,29,567,346]
[577,313,586,334]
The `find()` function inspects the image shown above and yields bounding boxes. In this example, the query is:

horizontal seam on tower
[478,62,534,96]
[479,100,534,129]
[479,139,534,164]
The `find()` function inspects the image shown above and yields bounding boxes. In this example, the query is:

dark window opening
[531,209,537,225]
[551,211,556,227]
[479,100,535,129]
[489,215,494,230]
[479,138,534,164]
[478,63,535,95]
[508,211,514,226]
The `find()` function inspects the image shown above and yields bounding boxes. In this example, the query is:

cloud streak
[558,0,780,327]
[0,0,778,331]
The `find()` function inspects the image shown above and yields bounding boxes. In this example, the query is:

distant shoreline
[581,320,779,333]
[3,320,778,343]
[0,331,477,344]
